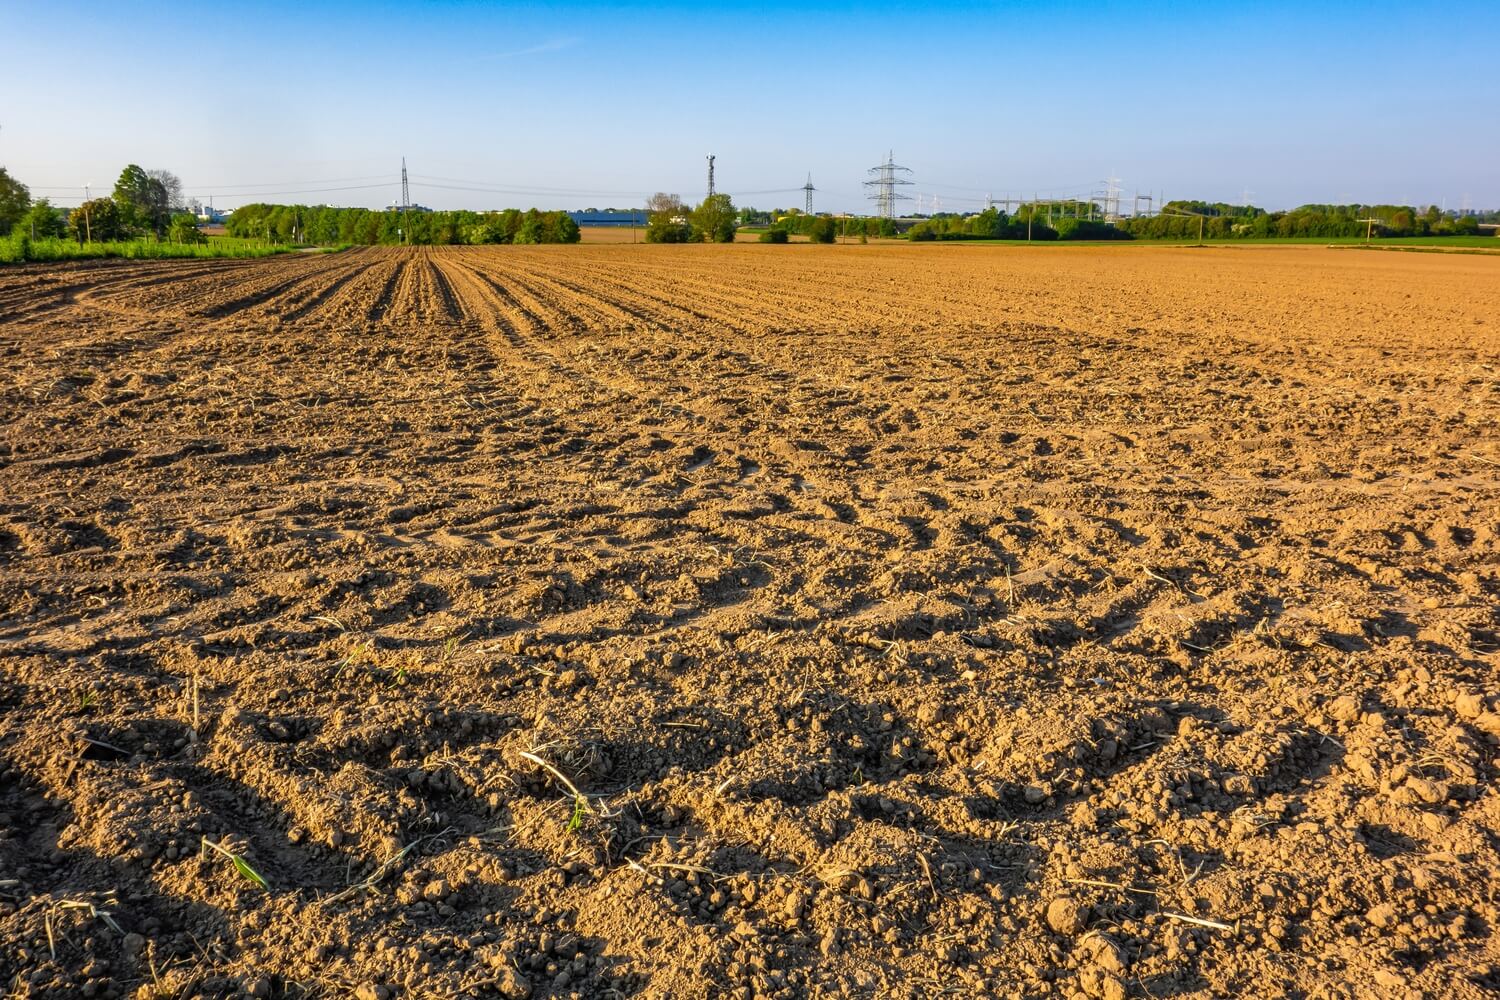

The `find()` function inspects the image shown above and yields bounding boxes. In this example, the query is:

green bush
[758,228,789,244]
[806,217,836,244]
[908,222,936,242]
[168,213,206,244]
[1054,218,1130,241]
[17,200,65,239]
[645,220,692,243]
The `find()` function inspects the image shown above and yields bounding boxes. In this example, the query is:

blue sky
[3,0,1494,213]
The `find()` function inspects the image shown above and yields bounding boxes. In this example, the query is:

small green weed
[333,640,376,681]
[201,837,270,892]
[566,796,586,834]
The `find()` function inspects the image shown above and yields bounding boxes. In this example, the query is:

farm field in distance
[0,244,1498,999]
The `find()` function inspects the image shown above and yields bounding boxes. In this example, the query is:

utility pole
[82,184,92,243]
[802,172,816,214]
[706,155,716,199]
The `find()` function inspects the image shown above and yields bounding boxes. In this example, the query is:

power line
[722,187,802,197]
[411,174,647,197]
[27,173,394,192]
[413,181,652,200]
[182,182,394,198]
[922,177,1101,197]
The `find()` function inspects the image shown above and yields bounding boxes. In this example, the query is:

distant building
[568,210,647,227]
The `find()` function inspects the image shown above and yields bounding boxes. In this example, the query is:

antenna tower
[864,151,913,218]
[401,157,410,212]
[706,155,716,198]
[803,173,816,214]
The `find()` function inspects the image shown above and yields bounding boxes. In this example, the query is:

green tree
[168,212,206,244]
[1449,214,1481,236]
[544,212,582,244]
[758,228,789,243]
[0,167,29,235]
[806,216,837,243]
[18,198,64,239]
[690,193,738,243]
[113,164,170,236]
[645,192,691,243]
[515,210,545,244]
[966,207,1002,238]
[70,198,129,242]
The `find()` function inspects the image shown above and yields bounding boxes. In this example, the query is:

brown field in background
[577,227,642,245]
[0,244,1497,998]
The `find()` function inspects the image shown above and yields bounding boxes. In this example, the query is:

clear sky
[3,1,1495,214]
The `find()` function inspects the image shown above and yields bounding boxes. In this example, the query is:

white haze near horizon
[2,0,1496,216]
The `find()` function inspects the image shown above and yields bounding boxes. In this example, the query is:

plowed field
[1,244,1497,999]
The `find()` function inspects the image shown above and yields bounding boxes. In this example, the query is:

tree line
[1117,201,1488,240]
[0,163,204,245]
[768,212,900,241]
[0,164,582,248]
[901,202,1491,242]
[905,207,1125,241]
[224,204,580,245]
[3,162,1493,251]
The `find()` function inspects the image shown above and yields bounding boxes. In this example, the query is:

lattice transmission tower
[399,157,411,244]
[1103,175,1122,222]
[864,151,913,218]
[706,155,716,198]
[803,173,816,214]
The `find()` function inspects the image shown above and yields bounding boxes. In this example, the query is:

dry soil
[0,244,1497,999]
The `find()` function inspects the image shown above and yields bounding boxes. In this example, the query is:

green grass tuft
[0,234,302,264]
